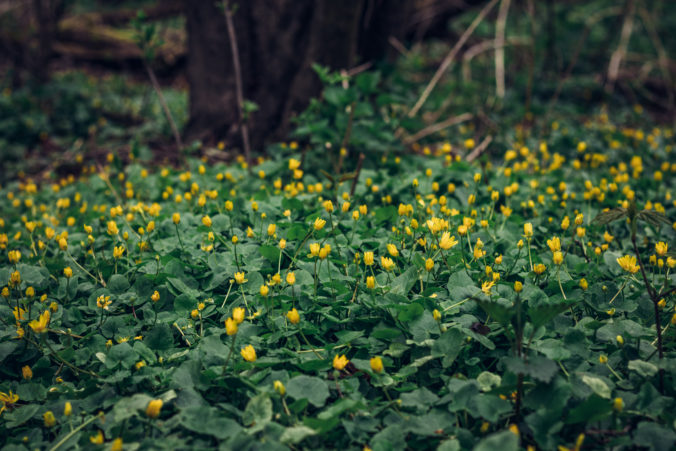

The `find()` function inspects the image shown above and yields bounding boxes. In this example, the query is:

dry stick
[388,36,410,57]
[524,0,536,115]
[144,62,183,150]
[494,0,511,99]
[408,0,499,118]
[403,113,473,145]
[349,153,366,198]
[606,0,635,94]
[466,135,493,162]
[222,1,252,172]
[461,37,530,82]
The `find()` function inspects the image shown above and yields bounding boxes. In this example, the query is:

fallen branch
[408,0,499,118]
[403,112,473,145]
[605,0,635,94]
[494,0,511,99]
[466,135,493,162]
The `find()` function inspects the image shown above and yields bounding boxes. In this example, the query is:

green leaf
[145,323,174,351]
[286,375,330,407]
[628,360,658,378]
[474,431,518,451]
[3,404,40,428]
[108,274,130,294]
[592,208,626,225]
[280,426,317,445]
[565,395,612,424]
[477,371,502,392]
[581,374,611,399]
[503,356,558,382]
[398,303,424,322]
[259,245,281,263]
[390,266,418,296]
[178,406,242,439]
[242,393,272,427]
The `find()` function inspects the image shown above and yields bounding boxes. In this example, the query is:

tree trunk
[183,0,412,150]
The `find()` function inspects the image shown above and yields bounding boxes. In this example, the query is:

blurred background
[0,0,674,182]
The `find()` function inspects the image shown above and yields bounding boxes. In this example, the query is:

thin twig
[144,62,183,150]
[494,0,511,99]
[222,1,252,172]
[350,153,365,197]
[403,113,473,145]
[408,0,499,118]
[466,135,493,162]
[606,0,635,94]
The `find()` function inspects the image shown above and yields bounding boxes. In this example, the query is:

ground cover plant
[0,107,675,450]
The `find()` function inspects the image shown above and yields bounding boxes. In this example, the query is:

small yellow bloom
[260,285,269,297]
[387,243,399,257]
[232,307,245,324]
[286,308,300,324]
[599,355,608,364]
[363,251,374,266]
[533,263,546,274]
[580,278,588,291]
[439,232,458,250]
[111,438,123,451]
[21,365,32,380]
[370,356,384,373]
[553,251,564,265]
[225,317,238,336]
[274,380,286,396]
[433,309,442,321]
[333,354,349,371]
[313,218,326,230]
[151,290,160,302]
[286,272,296,285]
[202,216,212,228]
[616,255,639,274]
[90,430,104,444]
[523,223,533,238]
[64,401,72,416]
[107,221,119,236]
[425,258,434,272]
[63,267,73,278]
[29,310,50,333]
[172,213,181,225]
[43,410,56,428]
[234,272,247,284]
[613,397,623,412]
[481,281,495,295]
[514,281,523,292]
[366,276,375,289]
[267,223,276,236]
[241,345,257,362]
[146,399,163,418]
[113,245,125,259]
[547,237,561,253]
[655,242,668,256]
[381,256,395,271]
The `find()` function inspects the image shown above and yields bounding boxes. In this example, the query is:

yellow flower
[319,245,330,259]
[8,250,20,264]
[172,213,181,225]
[599,355,608,364]
[63,267,73,278]
[64,401,72,416]
[574,213,584,225]
[151,290,160,302]
[363,251,374,266]
[90,430,104,444]
[274,380,286,395]
[370,356,384,373]
[313,218,326,231]
[286,308,300,324]
[267,223,276,236]
[387,243,399,257]
[655,242,668,256]
[43,410,56,428]
[234,272,247,284]
[146,399,163,418]
[433,309,441,321]
[616,255,639,274]
[616,335,624,345]
[25,286,34,297]
[202,216,212,228]
[286,272,296,285]
[580,278,588,290]
[547,237,561,253]
[96,295,111,310]
[533,263,546,274]
[481,281,495,295]
[381,256,395,271]
[439,232,458,250]
[514,281,523,292]
[260,285,269,297]
[553,251,564,265]
[241,345,257,362]
[111,438,123,451]
[21,365,32,380]
[309,242,320,257]
[561,216,570,230]
[366,276,375,289]
[509,424,519,436]
[333,354,349,371]
[288,158,301,170]
[29,310,50,333]
[613,397,623,412]
[323,200,334,213]
[225,317,238,336]
[113,245,125,259]
[425,258,434,272]
[232,307,245,324]
[10,270,20,287]
[523,223,533,238]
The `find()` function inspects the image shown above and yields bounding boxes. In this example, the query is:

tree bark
[183,0,412,150]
